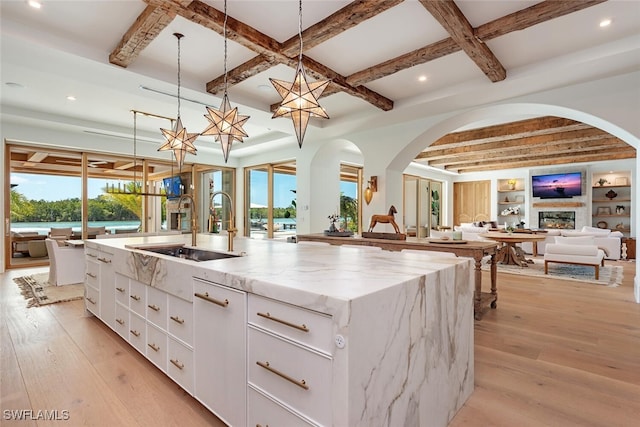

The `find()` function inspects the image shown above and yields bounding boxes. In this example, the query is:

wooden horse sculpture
[368,205,401,233]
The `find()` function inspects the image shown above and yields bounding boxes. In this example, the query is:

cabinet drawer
[168,337,194,394]
[84,285,99,316]
[85,261,99,289]
[146,323,167,372]
[129,279,146,317]
[248,327,331,426]
[114,303,129,340]
[168,295,193,346]
[248,294,333,355]
[146,286,167,330]
[114,274,129,306]
[129,312,146,355]
[248,386,317,427]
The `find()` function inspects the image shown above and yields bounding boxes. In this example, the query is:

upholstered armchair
[45,239,85,286]
[543,236,606,280]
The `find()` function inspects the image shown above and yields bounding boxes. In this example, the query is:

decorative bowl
[440,236,450,240]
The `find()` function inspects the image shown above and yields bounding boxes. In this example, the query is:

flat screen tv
[532,172,582,198]
[163,176,182,199]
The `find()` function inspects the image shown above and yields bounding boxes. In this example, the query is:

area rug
[14,272,84,307]
[482,258,623,287]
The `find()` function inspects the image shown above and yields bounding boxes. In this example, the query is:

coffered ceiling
[1,1,639,169]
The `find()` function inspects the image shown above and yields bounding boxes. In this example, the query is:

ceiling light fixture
[28,1,41,9]
[270,0,330,148]
[418,75,427,82]
[202,0,249,163]
[158,33,199,171]
[66,95,76,101]
[364,176,377,205]
[599,18,612,27]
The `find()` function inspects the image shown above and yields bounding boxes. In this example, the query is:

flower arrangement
[328,213,340,232]
[597,178,608,187]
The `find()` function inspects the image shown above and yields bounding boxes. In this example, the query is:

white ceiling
[1,0,639,161]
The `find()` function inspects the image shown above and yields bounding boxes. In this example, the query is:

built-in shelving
[591,172,632,235]
[497,178,524,226]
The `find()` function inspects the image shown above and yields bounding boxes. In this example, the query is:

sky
[12,172,358,208]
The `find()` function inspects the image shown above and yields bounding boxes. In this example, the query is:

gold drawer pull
[257,312,309,332]
[256,361,309,390]
[87,253,98,258]
[86,272,97,278]
[170,359,184,370]
[148,343,160,352]
[86,297,96,305]
[170,315,185,324]
[194,292,228,308]
[130,295,140,301]
[148,304,160,312]
[130,329,140,337]
[116,287,125,293]
[116,318,124,325]
[98,257,111,264]
[256,424,270,427]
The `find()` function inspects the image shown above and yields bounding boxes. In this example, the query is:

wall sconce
[364,176,377,205]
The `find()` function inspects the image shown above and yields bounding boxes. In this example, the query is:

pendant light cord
[175,33,183,120]
[298,0,303,62]
[223,0,228,95]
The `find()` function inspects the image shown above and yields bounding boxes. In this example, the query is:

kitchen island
[84,233,474,427]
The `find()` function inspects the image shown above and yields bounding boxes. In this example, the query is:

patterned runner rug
[481,258,623,287]
[14,272,84,307]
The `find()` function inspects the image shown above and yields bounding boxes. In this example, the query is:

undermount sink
[134,245,240,262]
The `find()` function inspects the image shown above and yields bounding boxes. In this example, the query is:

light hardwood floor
[1,260,639,426]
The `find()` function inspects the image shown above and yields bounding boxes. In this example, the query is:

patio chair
[49,227,73,242]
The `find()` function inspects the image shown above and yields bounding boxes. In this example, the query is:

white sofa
[521,226,622,260]
[544,236,606,280]
[453,222,502,241]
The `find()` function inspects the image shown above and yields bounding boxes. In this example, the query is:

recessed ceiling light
[257,84,273,92]
[599,18,612,28]
[66,95,76,101]
[28,1,41,9]
[418,75,428,82]
[5,82,25,88]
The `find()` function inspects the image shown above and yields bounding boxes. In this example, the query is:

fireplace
[539,211,575,229]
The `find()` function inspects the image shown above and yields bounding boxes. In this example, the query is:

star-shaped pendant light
[270,0,330,148]
[159,33,198,169]
[202,0,249,163]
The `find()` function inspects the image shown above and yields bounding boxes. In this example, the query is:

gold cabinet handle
[86,272,97,278]
[256,424,270,427]
[256,361,309,390]
[194,292,228,308]
[116,287,125,293]
[130,329,140,337]
[170,358,184,370]
[116,318,124,325]
[170,315,184,324]
[130,295,140,301]
[148,304,160,312]
[148,343,160,352]
[257,312,309,332]
[86,297,96,305]
[169,359,184,370]
[87,253,98,258]
[98,257,111,264]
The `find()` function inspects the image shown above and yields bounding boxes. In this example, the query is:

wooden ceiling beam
[451,148,637,173]
[280,0,403,57]
[109,4,177,68]
[206,55,276,94]
[348,1,604,86]
[419,128,616,160]
[419,0,506,82]
[476,0,608,40]
[429,138,628,166]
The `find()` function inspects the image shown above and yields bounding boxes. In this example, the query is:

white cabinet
[167,336,194,393]
[193,278,247,427]
[84,243,115,326]
[248,386,317,427]
[146,323,167,371]
[247,294,333,426]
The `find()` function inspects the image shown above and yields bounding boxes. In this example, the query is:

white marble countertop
[89,233,468,316]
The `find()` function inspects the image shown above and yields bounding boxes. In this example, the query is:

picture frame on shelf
[515,195,524,203]
[597,206,611,215]
[615,177,628,186]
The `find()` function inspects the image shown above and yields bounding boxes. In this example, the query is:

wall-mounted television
[532,172,582,198]
[163,176,183,199]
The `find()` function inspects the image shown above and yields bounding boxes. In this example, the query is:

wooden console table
[296,234,499,320]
